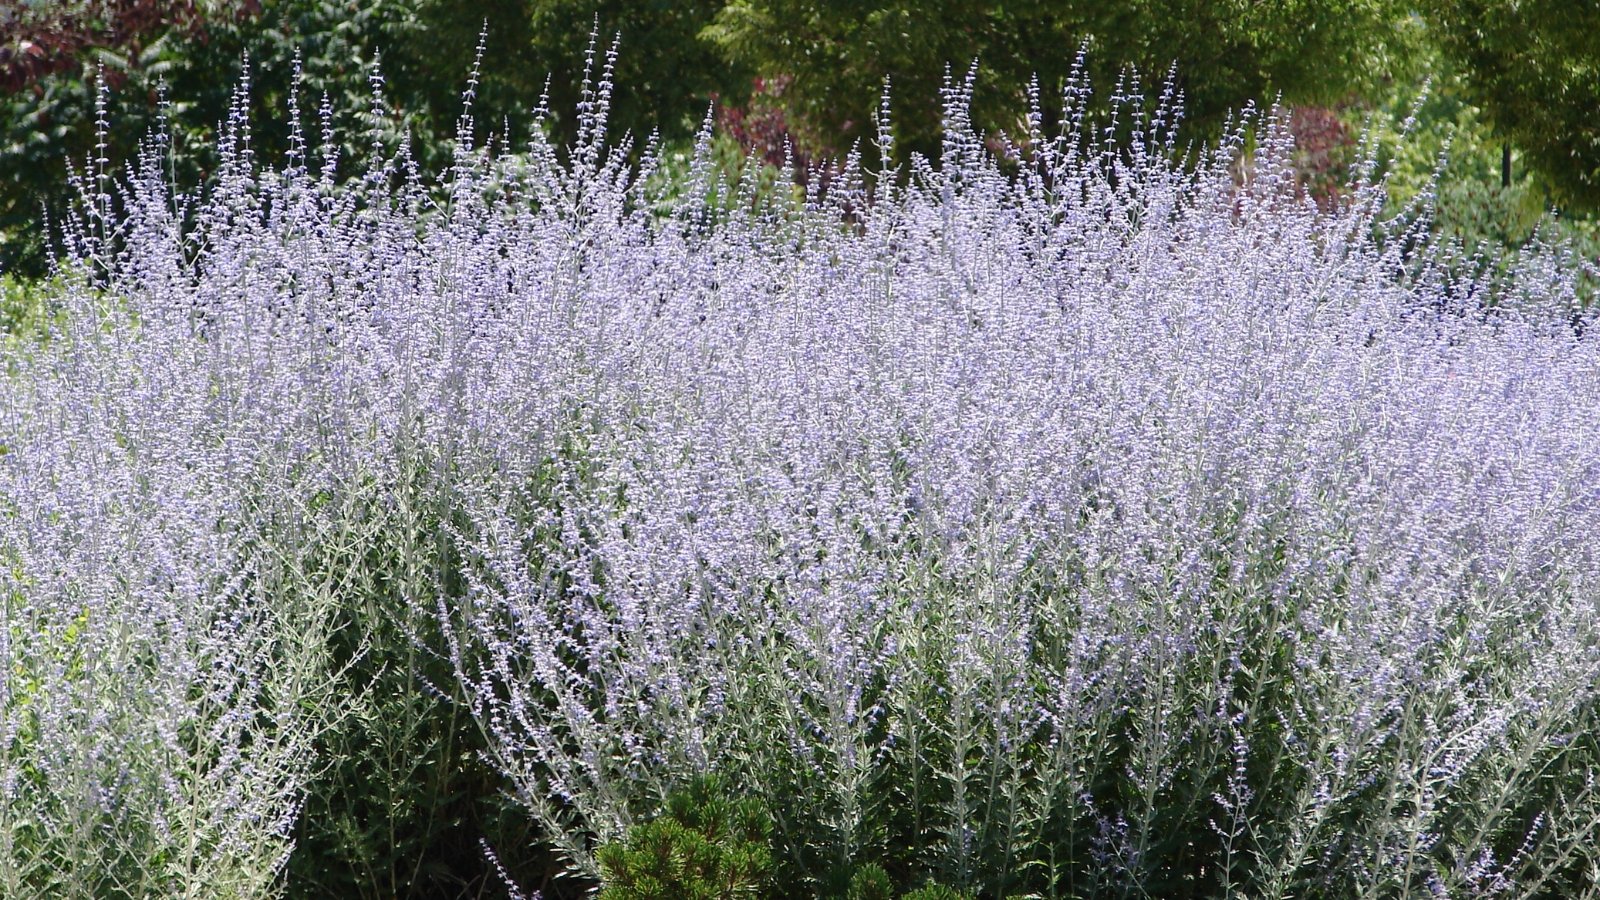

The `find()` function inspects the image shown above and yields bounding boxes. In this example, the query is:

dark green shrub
[845,864,895,900]
[597,776,774,900]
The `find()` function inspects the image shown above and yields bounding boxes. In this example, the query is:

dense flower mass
[3,59,1600,898]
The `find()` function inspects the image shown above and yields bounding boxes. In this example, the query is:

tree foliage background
[1423,0,1600,209]
[700,0,1405,158]
[5,0,1600,278]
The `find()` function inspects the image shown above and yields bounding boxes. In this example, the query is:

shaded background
[4,0,1600,282]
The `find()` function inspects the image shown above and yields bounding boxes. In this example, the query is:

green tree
[1423,0,1600,211]
[520,0,746,151]
[0,0,747,278]
[701,0,1407,161]
[335,0,741,165]
[0,0,431,278]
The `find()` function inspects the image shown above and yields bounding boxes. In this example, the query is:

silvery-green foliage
[0,95,354,896]
[5,52,1600,898]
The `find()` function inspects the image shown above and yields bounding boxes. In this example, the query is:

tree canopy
[3,0,1599,279]
[1424,0,1600,210]
[700,0,1405,158]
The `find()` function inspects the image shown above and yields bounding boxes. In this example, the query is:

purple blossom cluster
[4,60,1600,896]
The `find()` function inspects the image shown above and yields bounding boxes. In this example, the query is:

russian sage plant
[4,53,1600,898]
